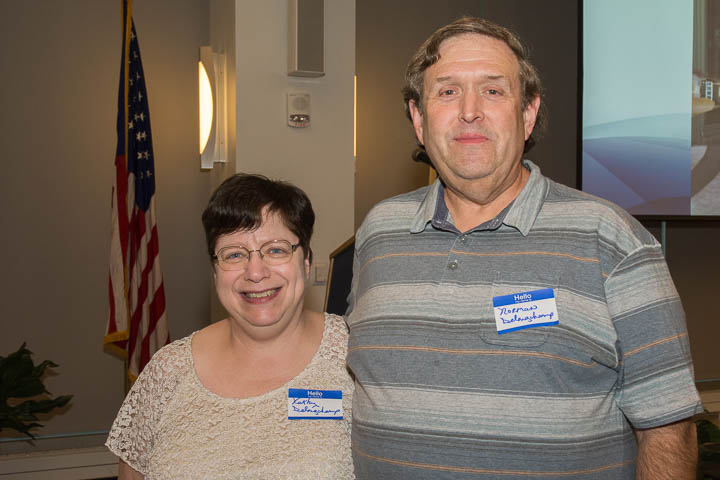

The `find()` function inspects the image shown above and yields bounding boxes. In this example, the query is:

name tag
[288,388,343,420]
[492,288,559,334]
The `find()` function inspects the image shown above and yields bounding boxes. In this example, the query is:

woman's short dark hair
[202,174,315,264]
[402,16,546,153]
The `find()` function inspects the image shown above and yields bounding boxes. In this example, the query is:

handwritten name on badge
[492,288,559,334]
[287,388,343,420]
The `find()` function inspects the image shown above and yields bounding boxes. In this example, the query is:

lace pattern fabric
[106,313,354,479]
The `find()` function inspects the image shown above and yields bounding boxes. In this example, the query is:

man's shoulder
[369,184,430,214]
[539,178,658,248]
[357,184,431,240]
[544,179,625,214]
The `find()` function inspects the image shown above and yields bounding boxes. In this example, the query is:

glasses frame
[212,239,301,271]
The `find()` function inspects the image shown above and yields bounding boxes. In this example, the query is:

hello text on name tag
[287,388,343,420]
[492,288,559,334]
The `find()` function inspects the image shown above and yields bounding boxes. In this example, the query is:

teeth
[245,289,277,298]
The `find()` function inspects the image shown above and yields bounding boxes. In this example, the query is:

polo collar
[504,160,548,236]
[409,160,549,236]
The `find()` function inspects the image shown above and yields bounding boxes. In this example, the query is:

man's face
[409,34,540,201]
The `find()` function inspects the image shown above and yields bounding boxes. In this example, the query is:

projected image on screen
[582,0,720,216]
[692,1,720,214]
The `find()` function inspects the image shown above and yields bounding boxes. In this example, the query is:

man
[346,17,702,479]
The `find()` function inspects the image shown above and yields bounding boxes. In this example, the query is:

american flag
[105,0,169,382]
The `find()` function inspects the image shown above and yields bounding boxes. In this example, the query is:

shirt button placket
[448,234,468,271]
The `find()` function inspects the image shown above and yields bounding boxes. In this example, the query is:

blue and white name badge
[492,288,559,334]
[288,388,343,420]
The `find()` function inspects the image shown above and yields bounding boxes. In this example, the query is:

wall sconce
[199,46,226,169]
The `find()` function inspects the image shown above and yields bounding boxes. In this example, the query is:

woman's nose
[244,252,270,281]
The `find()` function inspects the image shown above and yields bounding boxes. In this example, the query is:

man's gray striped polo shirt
[347,160,702,479]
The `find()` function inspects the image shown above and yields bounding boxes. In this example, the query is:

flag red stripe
[115,155,130,260]
[127,204,147,285]
[128,209,164,368]
[140,228,165,366]
[127,209,149,362]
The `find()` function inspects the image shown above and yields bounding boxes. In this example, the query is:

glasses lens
[260,240,293,265]
[218,246,250,269]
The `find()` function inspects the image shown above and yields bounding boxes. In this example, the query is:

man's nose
[458,90,484,123]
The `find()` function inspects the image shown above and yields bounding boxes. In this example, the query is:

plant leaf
[0,343,73,438]
[7,378,47,399]
[696,419,720,444]
[32,360,59,378]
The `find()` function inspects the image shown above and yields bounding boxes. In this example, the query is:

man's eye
[486,89,501,95]
[439,88,456,96]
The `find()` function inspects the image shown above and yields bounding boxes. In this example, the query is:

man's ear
[409,100,425,145]
[523,95,541,140]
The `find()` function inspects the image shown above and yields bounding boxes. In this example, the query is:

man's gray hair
[402,17,547,152]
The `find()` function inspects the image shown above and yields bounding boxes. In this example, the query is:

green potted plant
[697,413,720,479]
[0,343,73,439]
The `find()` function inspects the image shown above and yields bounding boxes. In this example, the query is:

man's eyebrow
[431,74,509,83]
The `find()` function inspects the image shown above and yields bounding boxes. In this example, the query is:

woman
[106,174,354,479]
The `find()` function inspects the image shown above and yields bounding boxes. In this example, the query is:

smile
[243,288,279,299]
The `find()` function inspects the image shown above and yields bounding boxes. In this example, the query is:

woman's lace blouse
[106,313,354,479]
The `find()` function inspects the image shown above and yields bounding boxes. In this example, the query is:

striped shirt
[346,161,702,479]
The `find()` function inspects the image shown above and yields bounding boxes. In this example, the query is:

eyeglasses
[212,240,300,271]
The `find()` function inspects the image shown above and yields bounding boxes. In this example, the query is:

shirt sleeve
[344,244,361,318]
[606,244,703,429]
[105,341,184,474]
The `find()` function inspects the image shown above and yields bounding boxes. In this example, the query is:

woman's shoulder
[134,333,195,387]
[151,333,194,365]
[319,313,348,359]
[323,312,348,335]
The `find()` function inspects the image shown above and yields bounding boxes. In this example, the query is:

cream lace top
[106,313,354,479]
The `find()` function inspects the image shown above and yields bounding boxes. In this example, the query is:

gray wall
[645,220,720,381]
[0,0,212,451]
[355,0,579,229]
[356,0,719,381]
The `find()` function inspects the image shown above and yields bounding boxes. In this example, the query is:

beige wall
[0,0,211,452]
[208,0,238,322]
[227,0,356,312]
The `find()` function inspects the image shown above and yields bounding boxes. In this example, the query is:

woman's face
[213,210,310,339]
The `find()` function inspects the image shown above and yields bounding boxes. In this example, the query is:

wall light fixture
[199,46,226,169]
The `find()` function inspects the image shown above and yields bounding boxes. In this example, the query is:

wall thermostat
[288,92,311,128]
